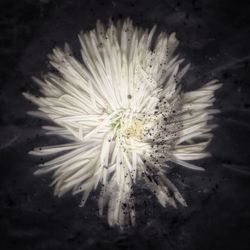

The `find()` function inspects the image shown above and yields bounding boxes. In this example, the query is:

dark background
[1,0,250,249]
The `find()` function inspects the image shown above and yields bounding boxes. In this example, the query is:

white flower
[24,18,221,229]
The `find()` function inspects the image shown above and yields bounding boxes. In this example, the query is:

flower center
[111,110,155,142]
[123,119,145,140]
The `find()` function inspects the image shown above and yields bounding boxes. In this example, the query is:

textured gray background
[0,0,250,249]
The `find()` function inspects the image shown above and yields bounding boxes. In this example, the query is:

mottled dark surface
[1,0,250,249]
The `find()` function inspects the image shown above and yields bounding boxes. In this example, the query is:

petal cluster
[24,18,221,228]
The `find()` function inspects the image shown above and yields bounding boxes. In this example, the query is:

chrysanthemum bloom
[24,18,221,228]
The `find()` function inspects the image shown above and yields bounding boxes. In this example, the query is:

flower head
[24,18,221,228]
